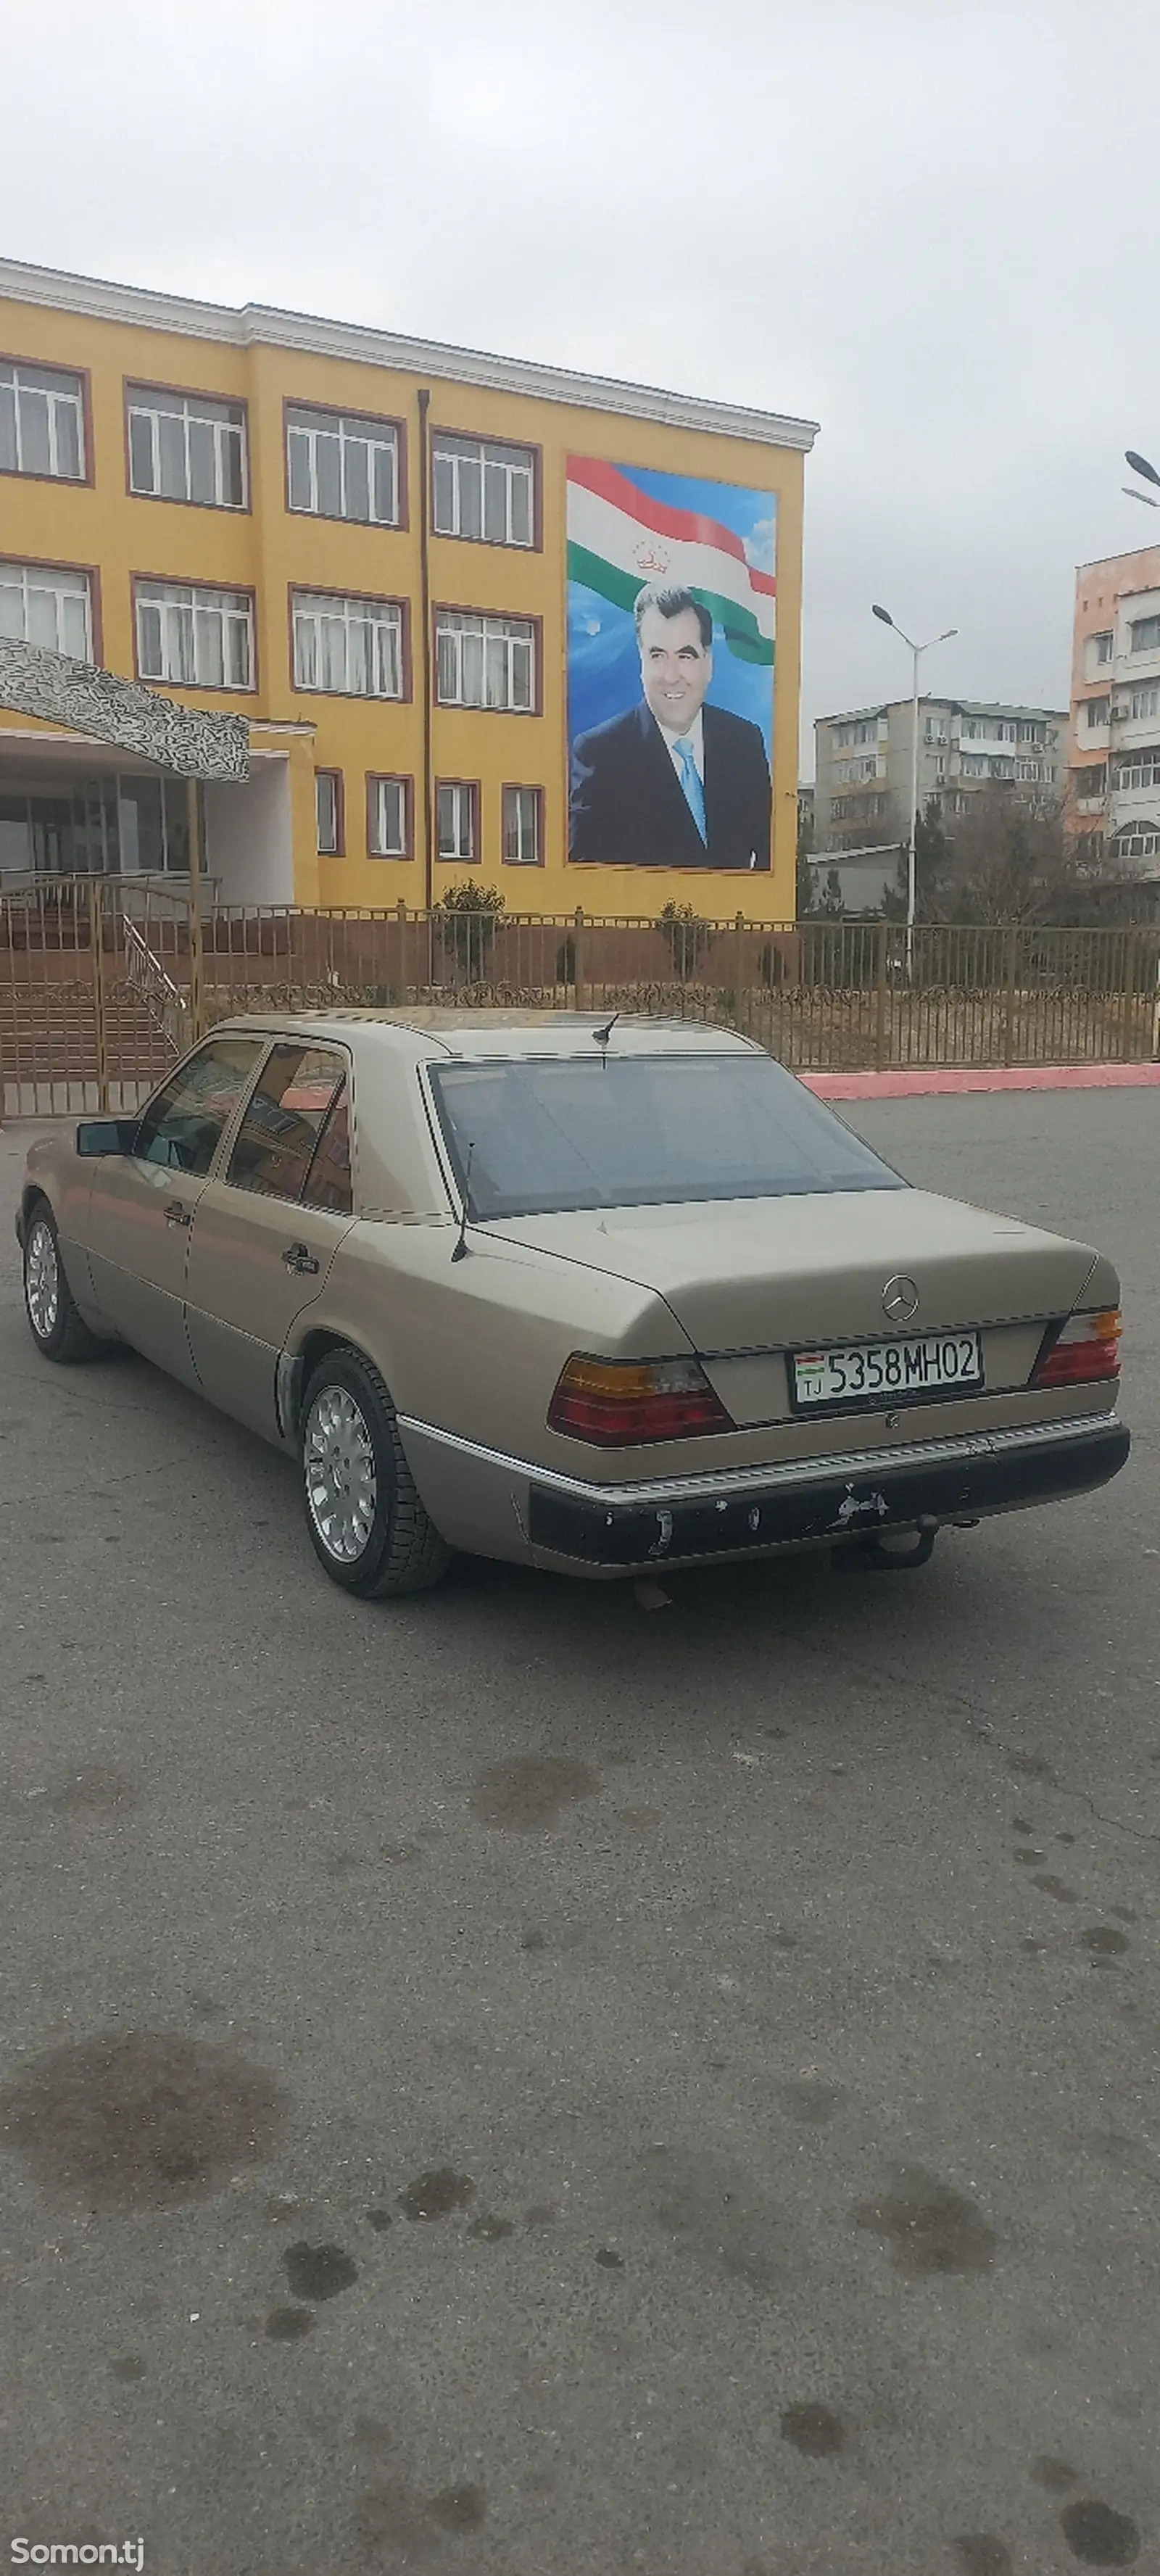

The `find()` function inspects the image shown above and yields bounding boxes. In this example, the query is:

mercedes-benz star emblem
[882,1275,920,1323]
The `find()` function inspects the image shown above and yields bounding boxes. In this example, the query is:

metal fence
[3,879,1159,1114]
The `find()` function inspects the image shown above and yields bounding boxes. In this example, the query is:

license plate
[792,1330,983,1408]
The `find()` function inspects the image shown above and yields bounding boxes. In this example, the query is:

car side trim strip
[394,1407,1121,1510]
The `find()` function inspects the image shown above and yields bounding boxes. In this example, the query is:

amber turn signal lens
[547,1354,734,1446]
[1032,1308,1122,1391]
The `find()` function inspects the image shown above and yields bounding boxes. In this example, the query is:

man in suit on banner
[569,583,772,871]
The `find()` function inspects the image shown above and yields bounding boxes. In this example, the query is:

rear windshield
[428,1051,903,1219]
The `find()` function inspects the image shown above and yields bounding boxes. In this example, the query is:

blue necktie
[675,738,708,844]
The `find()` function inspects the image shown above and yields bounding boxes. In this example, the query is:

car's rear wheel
[22,1199,104,1363]
[299,1348,452,1598]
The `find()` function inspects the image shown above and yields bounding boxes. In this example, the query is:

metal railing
[4,883,1159,1114]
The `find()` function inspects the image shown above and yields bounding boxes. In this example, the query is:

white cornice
[0,257,819,454]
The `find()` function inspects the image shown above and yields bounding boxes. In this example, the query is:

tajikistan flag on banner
[566,458,776,668]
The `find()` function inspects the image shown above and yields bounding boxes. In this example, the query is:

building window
[435,609,535,712]
[0,361,85,481]
[0,558,92,658]
[136,581,254,689]
[1130,684,1160,721]
[1084,697,1111,729]
[368,774,410,858]
[315,770,342,854]
[1017,718,1048,743]
[502,785,542,865]
[1129,616,1160,654]
[432,433,534,547]
[286,405,399,526]
[1093,632,1114,664]
[1074,765,1106,797]
[1114,750,1160,791]
[959,754,986,777]
[128,384,247,509]
[1115,827,1160,861]
[436,780,478,863]
[291,591,404,698]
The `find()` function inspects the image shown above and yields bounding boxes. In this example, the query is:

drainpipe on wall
[417,388,434,913]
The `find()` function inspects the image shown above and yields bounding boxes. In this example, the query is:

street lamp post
[871,605,958,975]
[1123,450,1160,508]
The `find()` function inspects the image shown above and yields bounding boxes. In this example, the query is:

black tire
[299,1347,452,1599]
[22,1198,104,1364]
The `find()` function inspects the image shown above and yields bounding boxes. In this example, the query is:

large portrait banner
[567,458,776,872]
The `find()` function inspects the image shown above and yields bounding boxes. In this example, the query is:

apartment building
[0,258,816,916]
[1069,547,1160,870]
[813,696,1065,856]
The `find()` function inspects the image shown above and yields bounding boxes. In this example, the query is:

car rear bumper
[397,1409,1130,1579]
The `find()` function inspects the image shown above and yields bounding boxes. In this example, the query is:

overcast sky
[4,0,1159,773]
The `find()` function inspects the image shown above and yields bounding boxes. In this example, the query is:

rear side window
[301,1084,353,1214]
[135,1036,265,1176]
[225,1043,347,1201]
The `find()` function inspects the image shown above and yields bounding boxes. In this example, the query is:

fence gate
[0,877,191,1116]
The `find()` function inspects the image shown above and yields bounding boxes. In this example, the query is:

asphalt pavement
[0,1092,1157,2576]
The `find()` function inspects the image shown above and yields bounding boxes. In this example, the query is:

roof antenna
[451,1143,475,1263]
[592,1009,619,1050]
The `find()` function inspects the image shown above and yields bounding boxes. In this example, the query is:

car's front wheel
[299,1348,452,1598]
[22,1199,104,1363]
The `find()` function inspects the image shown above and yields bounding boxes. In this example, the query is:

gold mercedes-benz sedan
[17,1011,1129,1596]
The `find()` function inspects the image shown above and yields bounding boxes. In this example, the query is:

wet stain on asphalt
[852,2166,997,2275]
[951,2538,1012,2575]
[634,2144,782,2290]
[1082,1927,1130,1960]
[46,1764,138,1815]
[398,2168,475,2221]
[780,2401,845,2457]
[1032,2456,1081,2491]
[107,2356,146,2382]
[594,2247,624,2269]
[265,2305,315,2340]
[1032,1874,1080,1903]
[0,2032,288,2208]
[1059,2498,1141,2564]
[468,2213,514,2241]
[524,2204,556,2228]
[779,2079,845,2125]
[365,2208,393,2232]
[1012,1849,1046,1865]
[281,2242,358,2300]
[1012,1815,1034,1834]
[469,1754,600,1831]
[1008,1753,1054,1781]
[357,2477,486,2554]
[1111,1905,1138,1924]
[771,1931,799,1952]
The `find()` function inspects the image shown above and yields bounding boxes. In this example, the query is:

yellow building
[0,256,816,919]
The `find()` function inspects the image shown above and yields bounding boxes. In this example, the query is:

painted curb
[801,1063,1160,1101]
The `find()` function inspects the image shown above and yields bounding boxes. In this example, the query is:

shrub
[657,900,714,982]
[434,882,506,980]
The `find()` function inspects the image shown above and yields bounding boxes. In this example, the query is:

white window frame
[0,558,92,658]
[1130,684,1160,721]
[502,784,542,865]
[1114,753,1160,791]
[1084,697,1111,729]
[368,774,410,858]
[286,405,399,527]
[436,780,478,864]
[1129,616,1160,655]
[135,581,254,691]
[1114,827,1160,861]
[435,610,536,713]
[1093,632,1114,664]
[127,384,248,510]
[431,432,534,548]
[315,770,341,854]
[291,592,404,700]
[0,361,85,481]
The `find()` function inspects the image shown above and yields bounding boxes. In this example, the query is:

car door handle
[165,1201,193,1229]
[281,1242,320,1275]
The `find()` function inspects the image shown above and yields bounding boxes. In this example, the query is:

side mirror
[76,1118,138,1158]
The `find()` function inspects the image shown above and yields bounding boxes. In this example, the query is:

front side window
[136,582,254,689]
[286,405,399,525]
[0,361,85,481]
[429,1053,904,1222]
[435,610,535,711]
[368,774,410,858]
[437,780,477,862]
[315,770,341,854]
[128,384,246,508]
[0,558,92,659]
[431,432,534,547]
[291,591,403,698]
[225,1043,348,1201]
[502,784,542,864]
[134,1037,265,1175]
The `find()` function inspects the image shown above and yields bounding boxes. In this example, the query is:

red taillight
[1032,1307,1122,1391]
[547,1354,734,1446]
